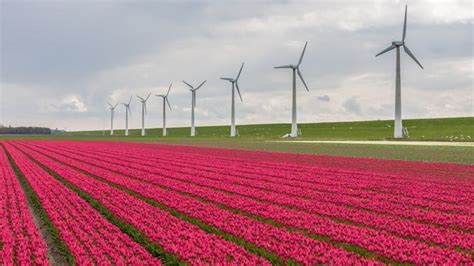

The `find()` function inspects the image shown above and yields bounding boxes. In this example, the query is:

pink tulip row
[80,144,472,232]
[0,146,49,265]
[11,142,270,265]
[36,141,474,246]
[16,141,380,265]
[142,142,474,182]
[4,143,161,265]
[52,141,473,214]
[19,141,473,264]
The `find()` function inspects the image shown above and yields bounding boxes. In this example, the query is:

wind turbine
[376,5,423,138]
[156,83,172,137]
[121,96,132,136]
[274,42,309,138]
[137,93,151,136]
[221,62,244,137]
[107,102,118,136]
[183,80,206,137]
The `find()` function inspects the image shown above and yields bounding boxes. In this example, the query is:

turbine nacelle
[392,41,404,46]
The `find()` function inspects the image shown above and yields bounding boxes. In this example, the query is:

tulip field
[1,140,473,265]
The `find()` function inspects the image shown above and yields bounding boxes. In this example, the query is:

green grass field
[2,117,473,164]
[68,117,473,141]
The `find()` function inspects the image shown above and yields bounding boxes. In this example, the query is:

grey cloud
[1,0,472,130]
[343,96,362,114]
[317,95,331,102]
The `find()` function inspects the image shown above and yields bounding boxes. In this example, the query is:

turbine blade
[298,41,308,66]
[236,62,244,80]
[235,82,243,102]
[145,92,151,101]
[403,45,423,69]
[220,77,233,81]
[166,97,172,110]
[297,69,309,91]
[182,80,193,89]
[128,96,132,105]
[113,103,118,109]
[195,80,206,90]
[108,102,113,108]
[274,65,293,69]
[402,5,407,42]
[166,83,172,96]
[375,44,396,57]
[137,95,144,101]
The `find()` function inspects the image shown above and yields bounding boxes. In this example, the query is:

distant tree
[0,126,52,135]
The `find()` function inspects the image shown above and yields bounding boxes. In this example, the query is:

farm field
[1,140,473,265]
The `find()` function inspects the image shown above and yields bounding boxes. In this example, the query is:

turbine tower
[156,83,172,137]
[221,62,244,137]
[183,80,206,137]
[121,96,132,136]
[376,5,423,138]
[274,42,309,138]
[137,93,151,136]
[107,102,118,136]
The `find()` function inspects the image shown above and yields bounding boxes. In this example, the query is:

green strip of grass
[2,144,75,265]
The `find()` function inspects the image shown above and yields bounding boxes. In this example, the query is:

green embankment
[67,117,473,141]
[1,117,473,164]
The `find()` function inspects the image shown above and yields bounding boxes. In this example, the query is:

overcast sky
[1,0,472,131]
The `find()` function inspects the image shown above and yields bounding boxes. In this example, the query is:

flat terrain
[2,140,473,265]
[2,117,473,164]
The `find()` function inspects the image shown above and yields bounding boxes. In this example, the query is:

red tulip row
[136,142,474,182]
[15,141,379,265]
[33,141,473,242]
[10,142,270,265]
[3,143,161,265]
[47,141,473,214]
[0,146,48,265]
[79,143,472,230]
[18,141,473,264]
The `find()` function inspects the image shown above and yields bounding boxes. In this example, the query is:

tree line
[0,126,52,134]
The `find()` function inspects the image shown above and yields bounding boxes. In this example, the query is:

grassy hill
[67,117,474,141]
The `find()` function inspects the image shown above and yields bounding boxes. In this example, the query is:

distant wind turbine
[274,42,309,138]
[156,83,172,137]
[221,62,244,137]
[107,102,118,136]
[376,5,423,138]
[183,80,206,137]
[137,93,151,136]
[121,96,132,136]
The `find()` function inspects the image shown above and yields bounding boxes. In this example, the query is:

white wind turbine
[156,84,172,137]
[136,93,151,136]
[107,102,118,136]
[274,42,309,138]
[221,62,244,137]
[376,5,423,138]
[183,80,206,137]
[121,96,132,136]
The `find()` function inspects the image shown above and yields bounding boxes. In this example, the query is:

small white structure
[220,62,245,137]
[376,5,423,138]
[136,93,151,136]
[156,84,172,137]
[107,102,118,136]
[274,42,310,138]
[121,97,132,136]
[183,80,206,137]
